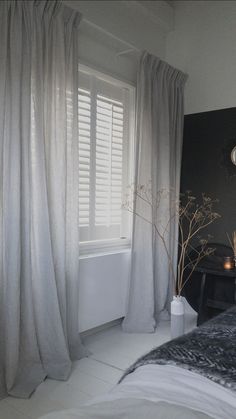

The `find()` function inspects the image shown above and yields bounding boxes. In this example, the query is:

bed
[41,306,236,419]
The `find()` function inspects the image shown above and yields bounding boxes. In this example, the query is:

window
[78,65,134,248]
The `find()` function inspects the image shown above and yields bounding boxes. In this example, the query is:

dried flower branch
[123,186,220,296]
[226,231,236,259]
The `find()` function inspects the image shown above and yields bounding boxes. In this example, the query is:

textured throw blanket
[120,306,236,391]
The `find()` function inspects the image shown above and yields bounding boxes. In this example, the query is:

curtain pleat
[123,52,187,332]
[0,0,88,400]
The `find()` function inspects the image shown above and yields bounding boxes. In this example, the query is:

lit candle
[223,257,234,270]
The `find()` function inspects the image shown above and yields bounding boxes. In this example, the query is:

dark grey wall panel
[181,107,236,245]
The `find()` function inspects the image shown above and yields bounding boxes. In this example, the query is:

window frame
[78,64,135,255]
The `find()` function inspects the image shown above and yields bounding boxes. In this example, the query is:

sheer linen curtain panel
[123,52,187,333]
[0,0,88,400]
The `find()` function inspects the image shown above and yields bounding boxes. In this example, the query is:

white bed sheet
[41,364,236,419]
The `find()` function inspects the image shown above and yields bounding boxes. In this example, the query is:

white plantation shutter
[78,88,91,227]
[95,95,123,227]
[78,69,133,243]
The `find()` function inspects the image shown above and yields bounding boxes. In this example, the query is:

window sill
[79,238,131,259]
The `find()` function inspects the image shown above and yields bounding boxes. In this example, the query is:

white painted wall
[63,0,174,331]
[66,0,174,85]
[166,0,236,115]
[77,20,139,85]
[67,1,173,56]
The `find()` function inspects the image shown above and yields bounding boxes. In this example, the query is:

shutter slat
[78,88,91,227]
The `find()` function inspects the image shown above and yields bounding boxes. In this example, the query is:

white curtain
[0,0,88,400]
[123,52,187,332]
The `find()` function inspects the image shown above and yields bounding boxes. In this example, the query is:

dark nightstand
[192,265,236,326]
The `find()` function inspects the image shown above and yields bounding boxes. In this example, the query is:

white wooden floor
[0,313,197,419]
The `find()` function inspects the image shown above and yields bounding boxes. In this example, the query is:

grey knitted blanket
[120,306,236,391]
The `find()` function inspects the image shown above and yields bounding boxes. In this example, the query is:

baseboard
[81,317,124,338]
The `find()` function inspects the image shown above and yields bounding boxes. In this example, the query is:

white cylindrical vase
[171,296,185,339]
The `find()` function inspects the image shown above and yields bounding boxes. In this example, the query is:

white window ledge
[79,238,131,259]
